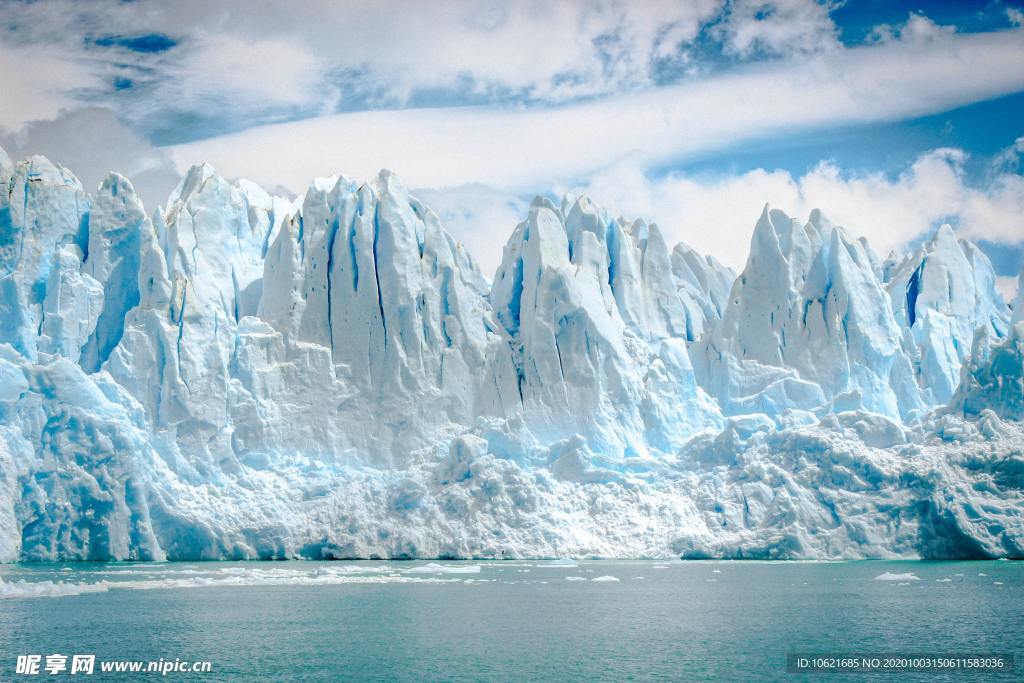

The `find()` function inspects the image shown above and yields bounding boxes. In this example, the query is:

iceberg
[885,225,1009,404]
[0,149,1021,562]
[695,206,925,420]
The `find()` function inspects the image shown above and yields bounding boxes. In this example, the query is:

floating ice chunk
[404,563,481,574]
[537,558,578,568]
[875,572,920,581]
[565,576,587,582]
[0,578,108,599]
[313,565,398,575]
[936,578,952,582]
[591,576,619,582]
[105,569,454,591]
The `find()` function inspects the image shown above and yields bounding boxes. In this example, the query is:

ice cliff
[0,150,1021,562]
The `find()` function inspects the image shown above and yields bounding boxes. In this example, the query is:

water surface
[1,560,1020,681]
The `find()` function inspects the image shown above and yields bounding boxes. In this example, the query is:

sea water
[1,560,1020,681]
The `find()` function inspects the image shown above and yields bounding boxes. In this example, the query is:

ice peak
[164,162,219,218]
[564,195,610,250]
[181,161,218,189]
[750,205,821,264]
[932,222,958,244]
[807,207,830,230]
[367,167,408,197]
[698,202,927,419]
[97,171,139,198]
[953,320,1024,420]
[16,154,83,191]
[529,195,559,214]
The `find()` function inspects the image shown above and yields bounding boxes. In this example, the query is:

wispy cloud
[0,42,101,129]
[0,0,733,135]
[168,27,1024,192]
[0,107,181,211]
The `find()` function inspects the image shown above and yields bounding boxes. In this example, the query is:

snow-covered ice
[0,150,1022,562]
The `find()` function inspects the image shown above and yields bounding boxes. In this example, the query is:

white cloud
[715,0,840,58]
[996,276,1020,303]
[994,135,1024,171]
[0,0,730,131]
[567,147,1024,273]
[868,13,956,45]
[413,185,528,278]
[407,143,1023,283]
[169,34,322,110]
[1,108,181,211]
[0,43,101,130]
[168,28,1024,194]
[960,173,1024,244]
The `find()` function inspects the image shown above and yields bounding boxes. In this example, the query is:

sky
[0,0,1022,299]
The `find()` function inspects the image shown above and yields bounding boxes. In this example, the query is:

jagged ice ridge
[0,147,1022,562]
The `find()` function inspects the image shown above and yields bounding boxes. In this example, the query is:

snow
[0,153,1021,563]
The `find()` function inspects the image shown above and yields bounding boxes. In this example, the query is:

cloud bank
[168,27,1024,193]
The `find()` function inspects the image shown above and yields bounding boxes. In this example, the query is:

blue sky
[0,0,1022,290]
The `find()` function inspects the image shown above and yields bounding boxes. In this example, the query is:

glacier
[0,148,1022,562]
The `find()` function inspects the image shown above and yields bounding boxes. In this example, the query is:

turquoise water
[1,560,1021,681]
